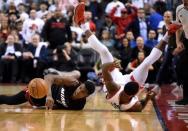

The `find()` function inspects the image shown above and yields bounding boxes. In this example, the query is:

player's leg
[74,2,114,64]
[129,22,182,85]
[74,2,125,94]
[0,91,27,105]
[131,33,169,85]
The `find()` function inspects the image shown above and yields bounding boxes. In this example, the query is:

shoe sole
[73,2,85,25]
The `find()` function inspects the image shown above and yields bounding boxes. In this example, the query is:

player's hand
[147,86,160,99]
[173,41,184,55]
[177,41,184,49]
[45,96,54,110]
[146,91,156,100]
[113,59,123,69]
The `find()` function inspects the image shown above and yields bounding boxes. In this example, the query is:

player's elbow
[44,74,54,83]
[72,70,81,79]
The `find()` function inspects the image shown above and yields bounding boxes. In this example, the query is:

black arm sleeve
[0,91,28,105]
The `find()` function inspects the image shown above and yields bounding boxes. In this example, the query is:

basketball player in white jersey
[174,0,188,105]
[73,2,180,111]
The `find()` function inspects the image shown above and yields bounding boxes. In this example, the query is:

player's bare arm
[174,27,184,55]
[125,90,156,112]
[101,60,122,94]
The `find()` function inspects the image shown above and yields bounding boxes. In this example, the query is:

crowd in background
[0,0,182,85]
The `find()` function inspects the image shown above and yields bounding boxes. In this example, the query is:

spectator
[126,31,136,48]
[153,0,167,15]
[131,0,147,8]
[0,0,5,11]
[130,8,149,41]
[88,0,103,29]
[118,37,132,73]
[21,34,48,82]
[30,2,38,10]
[0,34,22,83]
[148,7,163,32]
[37,2,49,19]
[49,0,59,12]
[10,29,21,44]
[127,51,153,72]
[109,3,137,40]
[22,9,44,44]
[6,0,24,8]
[17,3,29,22]
[8,13,18,30]
[145,30,158,48]
[157,11,172,41]
[99,14,116,40]
[101,29,115,50]
[131,36,151,60]
[6,2,18,15]
[105,0,125,17]
[0,15,9,44]
[51,42,78,72]
[84,11,96,32]
[41,8,72,50]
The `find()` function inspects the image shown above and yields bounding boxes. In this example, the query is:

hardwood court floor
[0,85,163,131]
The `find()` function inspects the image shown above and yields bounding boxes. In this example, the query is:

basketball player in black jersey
[0,69,95,110]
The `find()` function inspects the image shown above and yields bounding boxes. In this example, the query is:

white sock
[80,22,90,32]
[162,32,169,43]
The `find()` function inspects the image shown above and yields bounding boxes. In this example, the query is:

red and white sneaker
[73,2,85,26]
[168,22,182,35]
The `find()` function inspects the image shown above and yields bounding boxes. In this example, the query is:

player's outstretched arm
[126,87,159,112]
[124,92,154,112]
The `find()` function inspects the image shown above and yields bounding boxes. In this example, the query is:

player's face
[73,84,88,99]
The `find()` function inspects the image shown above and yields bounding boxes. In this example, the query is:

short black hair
[30,96,46,107]
[124,82,139,96]
[84,80,95,95]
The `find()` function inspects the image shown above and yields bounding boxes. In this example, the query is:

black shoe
[175,99,188,105]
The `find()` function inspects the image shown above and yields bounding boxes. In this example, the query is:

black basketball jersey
[51,84,86,110]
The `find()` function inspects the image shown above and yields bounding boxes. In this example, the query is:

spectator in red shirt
[109,3,137,40]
